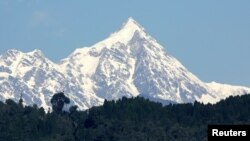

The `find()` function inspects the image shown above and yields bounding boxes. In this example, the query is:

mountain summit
[0,17,249,110]
[93,17,150,48]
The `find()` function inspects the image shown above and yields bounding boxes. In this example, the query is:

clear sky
[0,0,249,87]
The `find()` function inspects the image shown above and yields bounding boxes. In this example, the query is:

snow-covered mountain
[0,17,249,110]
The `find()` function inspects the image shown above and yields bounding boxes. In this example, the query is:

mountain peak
[93,17,148,47]
[127,17,136,23]
[4,49,44,58]
[27,49,43,56]
[6,49,22,55]
[118,17,146,39]
[19,49,45,61]
[121,17,144,31]
[1,49,23,60]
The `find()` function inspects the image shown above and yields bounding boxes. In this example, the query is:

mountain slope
[0,17,249,110]
[0,49,103,110]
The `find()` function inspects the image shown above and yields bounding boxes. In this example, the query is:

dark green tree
[50,92,70,113]
[18,93,24,107]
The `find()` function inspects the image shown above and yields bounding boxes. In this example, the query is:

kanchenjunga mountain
[0,17,249,110]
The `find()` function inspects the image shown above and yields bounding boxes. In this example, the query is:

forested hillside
[0,93,250,141]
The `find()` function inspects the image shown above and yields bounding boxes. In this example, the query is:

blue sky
[0,0,249,86]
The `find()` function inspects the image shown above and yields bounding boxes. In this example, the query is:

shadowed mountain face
[0,17,249,110]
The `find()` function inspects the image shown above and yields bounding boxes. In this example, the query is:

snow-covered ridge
[207,82,250,99]
[0,17,249,110]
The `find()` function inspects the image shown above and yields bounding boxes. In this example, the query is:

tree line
[0,92,250,141]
